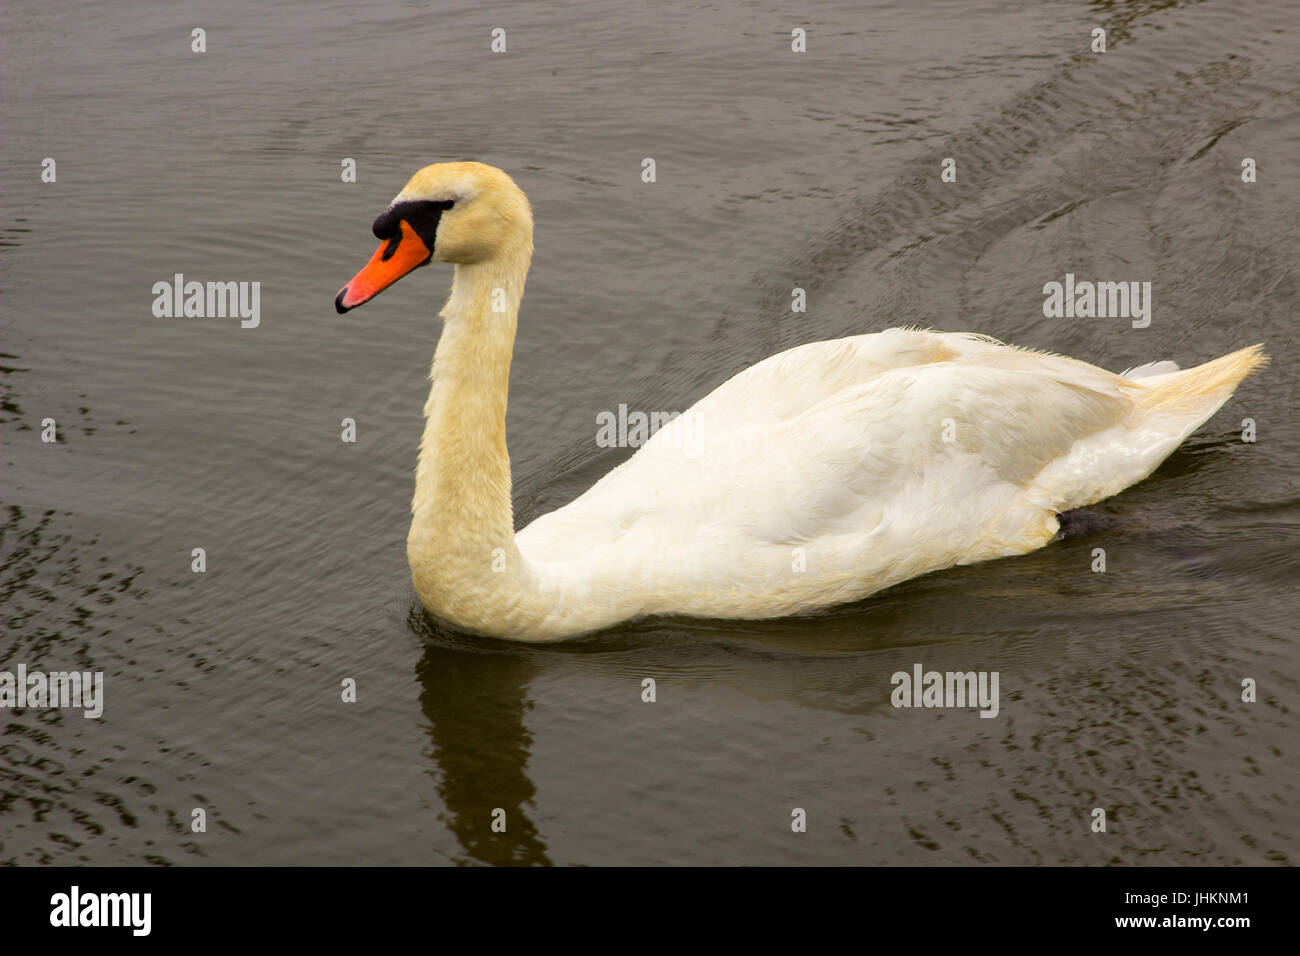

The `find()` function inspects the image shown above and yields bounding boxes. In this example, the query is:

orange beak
[335,220,433,313]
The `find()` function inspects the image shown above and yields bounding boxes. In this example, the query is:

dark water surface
[2,0,1297,865]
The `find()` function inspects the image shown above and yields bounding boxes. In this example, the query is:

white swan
[335,162,1266,642]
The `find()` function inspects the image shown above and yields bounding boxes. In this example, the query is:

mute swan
[334,162,1266,642]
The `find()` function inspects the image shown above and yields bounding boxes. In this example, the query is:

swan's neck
[407,248,530,631]
[407,239,639,640]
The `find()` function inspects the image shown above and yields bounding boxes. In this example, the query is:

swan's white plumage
[516,329,1263,627]
[345,162,1266,641]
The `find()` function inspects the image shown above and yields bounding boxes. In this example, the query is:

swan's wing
[518,327,968,557]
[517,329,1141,569]
[514,329,955,559]
[677,327,962,426]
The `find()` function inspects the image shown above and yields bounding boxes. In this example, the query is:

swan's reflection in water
[406,586,940,866]
[413,616,551,866]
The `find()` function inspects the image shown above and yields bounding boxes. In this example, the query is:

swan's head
[335,161,532,313]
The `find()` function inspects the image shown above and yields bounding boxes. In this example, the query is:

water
[2,0,1297,865]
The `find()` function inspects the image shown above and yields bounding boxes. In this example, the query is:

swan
[334,162,1267,642]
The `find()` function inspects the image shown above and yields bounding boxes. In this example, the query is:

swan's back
[516,329,1263,621]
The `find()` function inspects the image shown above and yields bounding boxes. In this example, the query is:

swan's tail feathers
[1121,359,1180,379]
[1135,343,1268,415]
